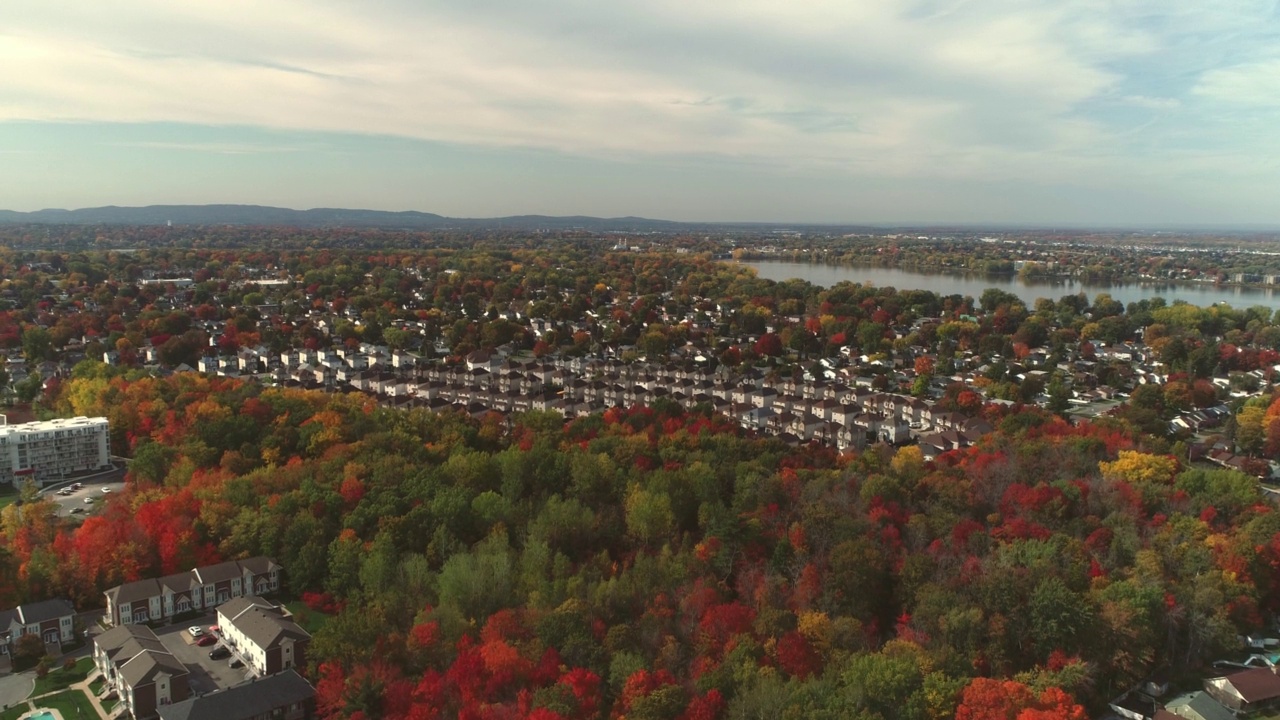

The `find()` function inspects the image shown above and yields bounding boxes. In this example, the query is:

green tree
[22,326,52,365]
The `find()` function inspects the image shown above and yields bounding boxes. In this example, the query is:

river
[741,260,1280,312]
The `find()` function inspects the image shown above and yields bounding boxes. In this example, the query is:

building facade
[104,557,282,627]
[0,416,111,487]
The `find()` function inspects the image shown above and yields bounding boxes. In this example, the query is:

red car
[195,634,217,647]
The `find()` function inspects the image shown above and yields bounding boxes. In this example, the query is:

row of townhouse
[105,557,282,627]
[316,354,995,453]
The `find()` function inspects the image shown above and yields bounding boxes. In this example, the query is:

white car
[83,497,95,504]
[101,487,112,494]
[189,626,204,638]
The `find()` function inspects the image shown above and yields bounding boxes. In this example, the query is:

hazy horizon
[4,2,1280,226]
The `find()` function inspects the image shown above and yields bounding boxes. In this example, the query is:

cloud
[106,140,304,155]
[1194,59,1280,106]
[1,0,1278,221]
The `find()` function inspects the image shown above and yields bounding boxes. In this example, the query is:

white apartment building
[0,416,111,487]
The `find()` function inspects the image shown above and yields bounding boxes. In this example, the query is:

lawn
[0,704,31,720]
[35,690,97,720]
[88,677,104,696]
[33,657,95,696]
[0,488,18,512]
[284,601,331,635]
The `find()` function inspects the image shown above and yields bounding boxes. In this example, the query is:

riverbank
[738,259,1280,311]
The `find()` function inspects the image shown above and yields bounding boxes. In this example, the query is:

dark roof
[1223,667,1280,703]
[119,644,187,687]
[0,598,75,626]
[107,578,162,605]
[95,623,184,688]
[159,572,198,594]
[195,560,244,584]
[158,670,314,720]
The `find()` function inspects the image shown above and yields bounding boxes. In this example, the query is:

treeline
[0,366,1277,718]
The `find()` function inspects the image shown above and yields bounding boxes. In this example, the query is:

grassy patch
[35,690,97,720]
[0,704,31,720]
[33,657,94,696]
[88,677,104,696]
[284,601,330,635]
[0,488,18,512]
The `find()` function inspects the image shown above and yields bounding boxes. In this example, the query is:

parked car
[209,646,231,660]
[69,508,84,514]
[195,635,217,647]
[101,487,111,494]
[71,483,82,490]
[83,497,94,504]
[188,626,204,637]
[229,657,243,668]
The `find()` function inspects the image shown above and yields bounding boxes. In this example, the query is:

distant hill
[0,204,692,231]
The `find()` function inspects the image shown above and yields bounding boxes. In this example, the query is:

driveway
[0,671,33,712]
[153,617,251,694]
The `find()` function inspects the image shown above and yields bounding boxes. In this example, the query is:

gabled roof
[0,598,75,626]
[106,578,163,605]
[119,643,187,687]
[1214,667,1280,703]
[96,624,169,666]
[1164,690,1236,720]
[218,598,309,651]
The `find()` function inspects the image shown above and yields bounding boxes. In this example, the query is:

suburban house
[104,557,282,627]
[216,597,310,677]
[1203,668,1280,714]
[94,624,190,719]
[0,598,77,655]
[157,670,315,720]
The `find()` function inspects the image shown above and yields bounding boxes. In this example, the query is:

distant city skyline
[3,2,1280,226]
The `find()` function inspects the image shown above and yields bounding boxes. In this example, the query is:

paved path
[24,668,109,720]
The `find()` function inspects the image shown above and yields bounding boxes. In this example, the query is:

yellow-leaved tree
[1099,450,1178,485]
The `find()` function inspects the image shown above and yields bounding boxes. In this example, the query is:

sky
[2,1,1280,226]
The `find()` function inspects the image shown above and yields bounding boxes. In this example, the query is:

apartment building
[94,624,190,719]
[0,416,111,487]
[216,598,309,677]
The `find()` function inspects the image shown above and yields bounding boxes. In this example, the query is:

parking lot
[152,615,254,693]
[40,478,126,517]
